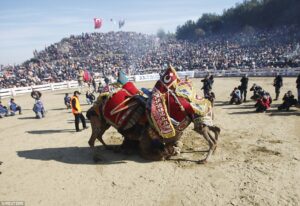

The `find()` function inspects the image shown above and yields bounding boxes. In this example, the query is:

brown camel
[87,66,221,163]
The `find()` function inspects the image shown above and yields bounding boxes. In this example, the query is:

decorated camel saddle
[101,81,143,129]
[148,66,213,139]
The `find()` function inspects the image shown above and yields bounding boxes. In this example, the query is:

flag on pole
[118,20,125,29]
[94,18,102,29]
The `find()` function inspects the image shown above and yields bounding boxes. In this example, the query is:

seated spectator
[33,99,45,119]
[64,93,71,109]
[0,101,9,118]
[86,91,95,105]
[255,94,271,112]
[278,91,298,111]
[9,98,22,115]
[250,84,263,100]
[230,87,242,104]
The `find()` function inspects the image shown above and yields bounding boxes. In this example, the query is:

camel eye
[163,74,171,83]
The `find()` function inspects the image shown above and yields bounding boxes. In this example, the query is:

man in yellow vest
[71,91,88,132]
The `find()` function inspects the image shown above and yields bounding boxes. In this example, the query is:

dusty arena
[0,77,299,206]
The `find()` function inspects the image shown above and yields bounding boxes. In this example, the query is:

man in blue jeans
[9,98,22,115]
[0,101,9,117]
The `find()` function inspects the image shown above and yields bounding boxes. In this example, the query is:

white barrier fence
[1,68,299,98]
[134,73,160,82]
[134,71,195,82]
[0,81,79,98]
[194,67,300,78]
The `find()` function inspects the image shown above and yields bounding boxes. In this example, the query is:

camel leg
[207,130,218,154]
[208,125,221,141]
[195,125,216,164]
[88,116,111,149]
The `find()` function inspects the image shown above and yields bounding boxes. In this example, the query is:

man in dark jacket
[296,74,300,104]
[250,84,263,100]
[201,75,213,97]
[278,91,298,111]
[273,73,283,100]
[240,74,249,102]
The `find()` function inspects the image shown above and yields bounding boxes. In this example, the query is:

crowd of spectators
[1,26,299,88]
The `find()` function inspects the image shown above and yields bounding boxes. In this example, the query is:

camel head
[154,65,180,93]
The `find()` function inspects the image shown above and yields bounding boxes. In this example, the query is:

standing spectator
[240,74,249,102]
[92,77,97,93]
[296,74,300,104]
[9,98,22,115]
[77,69,84,89]
[104,76,110,85]
[273,73,283,100]
[71,91,88,132]
[201,75,212,97]
[97,81,103,93]
[209,75,214,88]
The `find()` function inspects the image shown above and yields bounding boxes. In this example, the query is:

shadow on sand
[223,105,255,110]
[228,110,257,115]
[26,129,76,134]
[67,119,90,124]
[214,101,229,106]
[17,146,149,165]
[268,110,300,116]
[50,108,69,111]
[18,116,38,120]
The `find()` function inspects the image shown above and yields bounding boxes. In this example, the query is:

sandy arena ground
[0,77,299,206]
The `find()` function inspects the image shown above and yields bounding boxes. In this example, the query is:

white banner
[177,71,195,78]
[134,73,160,82]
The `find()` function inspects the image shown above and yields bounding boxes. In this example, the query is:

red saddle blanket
[103,82,140,129]
[150,88,195,138]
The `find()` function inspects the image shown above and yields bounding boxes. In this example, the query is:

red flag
[94,18,102,29]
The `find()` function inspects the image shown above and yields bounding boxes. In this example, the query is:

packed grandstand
[1,26,300,89]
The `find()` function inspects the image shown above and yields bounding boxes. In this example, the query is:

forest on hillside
[176,0,300,40]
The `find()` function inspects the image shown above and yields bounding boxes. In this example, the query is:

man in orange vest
[71,91,88,132]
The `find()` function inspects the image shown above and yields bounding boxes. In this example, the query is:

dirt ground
[0,77,299,206]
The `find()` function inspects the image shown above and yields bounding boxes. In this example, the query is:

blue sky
[0,0,242,65]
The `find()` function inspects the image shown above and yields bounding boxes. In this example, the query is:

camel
[87,66,221,163]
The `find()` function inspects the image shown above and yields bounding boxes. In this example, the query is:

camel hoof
[88,140,95,148]
[197,159,207,164]
[173,147,181,155]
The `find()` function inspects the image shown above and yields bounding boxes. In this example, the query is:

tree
[194,28,206,38]
[157,29,166,39]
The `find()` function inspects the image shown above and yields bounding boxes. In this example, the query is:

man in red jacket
[256,94,271,112]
